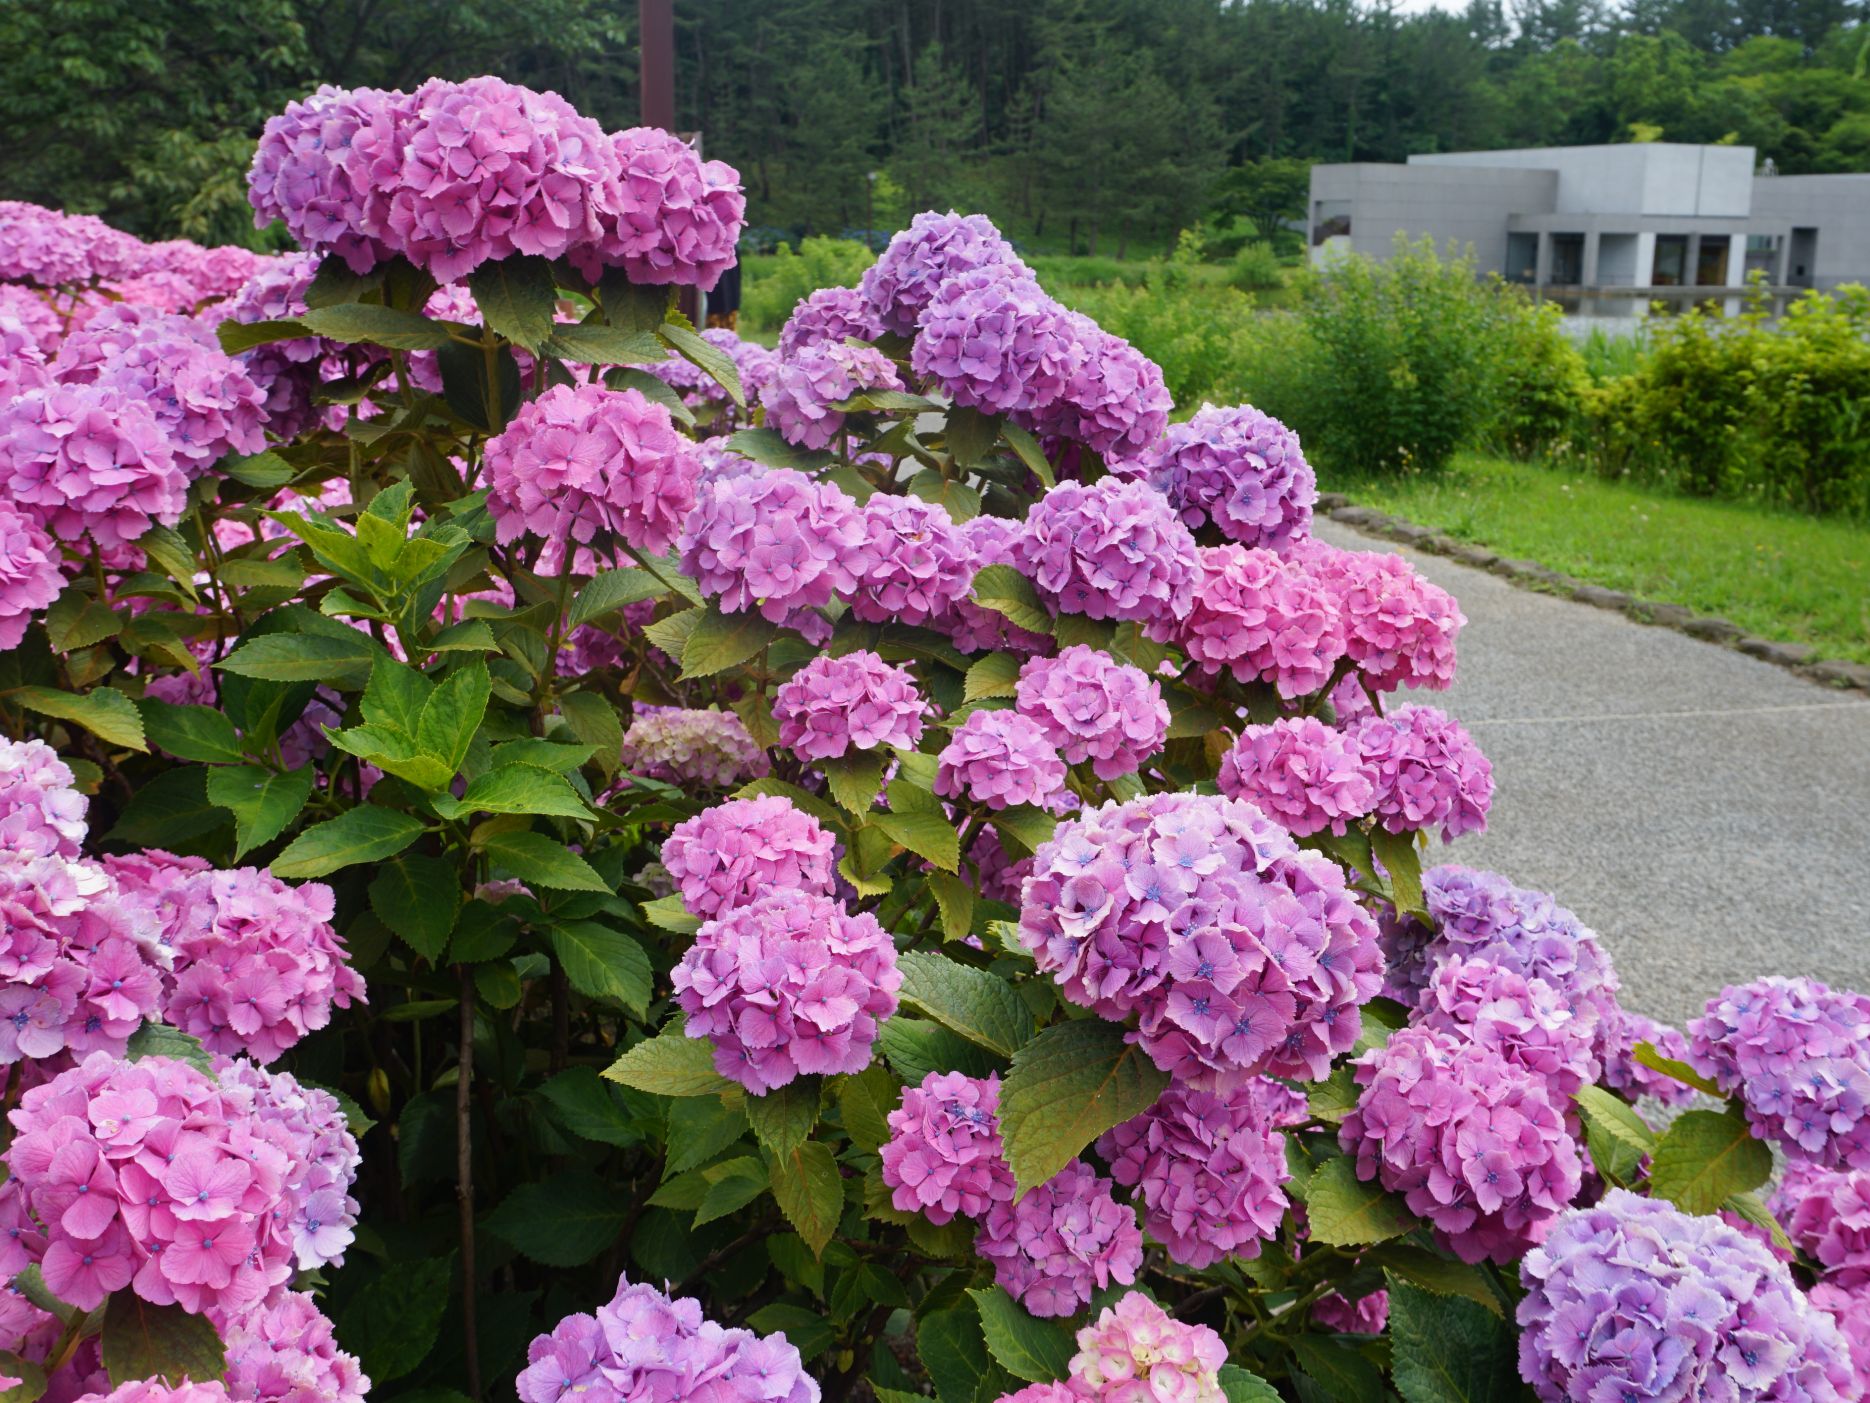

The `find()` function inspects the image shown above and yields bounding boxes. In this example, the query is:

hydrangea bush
[0,73,1860,1403]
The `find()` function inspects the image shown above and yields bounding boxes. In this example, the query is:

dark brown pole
[640,0,675,131]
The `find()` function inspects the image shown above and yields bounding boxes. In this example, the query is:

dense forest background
[3,0,1869,255]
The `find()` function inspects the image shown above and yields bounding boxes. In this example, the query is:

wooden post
[640,0,675,130]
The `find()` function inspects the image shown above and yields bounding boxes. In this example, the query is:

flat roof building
[1309,143,1870,318]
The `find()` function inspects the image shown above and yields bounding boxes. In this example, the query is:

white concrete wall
[1751,174,1870,291]
[1410,144,1754,217]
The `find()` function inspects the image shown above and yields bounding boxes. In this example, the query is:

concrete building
[1309,143,1870,318]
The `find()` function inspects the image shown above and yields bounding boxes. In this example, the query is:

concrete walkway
[1315,520,1870,1028]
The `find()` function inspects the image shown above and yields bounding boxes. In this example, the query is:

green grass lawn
[1329,454,1870,665]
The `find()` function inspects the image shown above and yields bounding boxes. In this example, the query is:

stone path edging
[1315,493,1870,693]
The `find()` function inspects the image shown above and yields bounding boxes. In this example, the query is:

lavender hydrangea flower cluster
[848,493,976,627]
[1096,1081,1293,1268]
[660,795,836,920]
[672,888,901,1093]
[879,1071,1014,1224]
[777,286,883,357]
[1413,955,1602,1101]
[936,710,1068,812]
[761,340,904,449]
[0,382,188,549]
[1019,478,1198,624]
[1018,792,1383,1085]
[775,651,927,762]
[1341,1025,1582,1264]
[911,266,1075,415]
[1217,717,1375,838]
[1379,865,1624,1065]
[1015,646,1168,781]
[485,384,701,558]
[678,468,867,643]
[1689,976,1870,1171]
[974,1159,1143,1318]
[1602,1011,1700,1108]
[1130,403,1316,551]
[250,80,745,287]
[1352,704,1494,842]
[858,211,1029,335]
[1022,313,1172,462]
[516,1274,819,1403]
[0,736,87,859]
[618,707,770,789]
[1518,1189,1853,1401]
[1775,1160,1870,1286]
[222,1291,369,1403]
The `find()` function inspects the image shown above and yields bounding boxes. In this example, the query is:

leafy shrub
[1059,271,1262,408]
[1227,240,1285,292]
[740,235,875,332]
[1261,236,1582,476]
[1580,285,1870,517]
[0,79,1859,1403]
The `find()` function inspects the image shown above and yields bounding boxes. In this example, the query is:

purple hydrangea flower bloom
[678,468,868,643]
[246,84,410,274]
[572,126,746,291]
[1015,646,1168,781]
[1069,1292,1227,1403]
[618,707,770,789]
[912,266,1075,415]
[860,211,1028,336]
[1313,1290,1389,1335]
[974,1160,1142,1318]
[1352,704,1494,842]
[517,1273,819,1403]
[1602,1011,1700,1108]
[1217,717,1375,838]
[1774,1159,1870,1287]
[660,795,836,920]
[761,340,904,450]
[1810,1281,1870,1387]
[879,1071,1014,1224]
[0,737,87,860]
[1021,313,1172,463]
[1097,1080,1292,1269]
[1379,866,1625,1068]
[848,493,976,628]
[777,286,884,357]
[1018,478,1198,625]
[1294,540,1463,693]
[1341,1024,1581,1265]
[774,651,927,763]
[0,383,189,549]
[672,888,901,1094]
[1128,403,1315,550]
[1019,793,1383,1086]
[1164,543,1345,698]
[1690,976,1870,1172]
[1518,1189,1854,1401]
[485,384,700,558]
[223,1291,369,1403]
[936,710,1068,812]
[1414,955,1602,1102]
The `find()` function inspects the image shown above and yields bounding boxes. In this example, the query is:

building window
[1652,235,1688,287]
[1311,201,1351,246]
[1506,232,1538,283]
[1550,234,1585,286]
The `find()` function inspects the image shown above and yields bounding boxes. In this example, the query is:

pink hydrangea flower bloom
[775,651,927,763]
[485,384,700,558]
[936,710,1067,812]
[660,795,837,920]
[1414,955,1602,1102]
[1352,704,1493,842]
[1341,1025,1581,1265]
[1015,646,1167,781]
[0,500,64,652]
[1217,717,1375,837]
[880,1071,1014,1224]
[1020,313,1172,463]
[572,126,746,291]
[1019,478,1198,625]
[0,383,189,549]
[760,341,903,450]
[1098,1081,1292,1269]
[912,266,1075,415]
[0,737,87,860]
[848,494,976,627]
[1163,543,1345,697]
[673,888,900,1094]
[1020,792,1382,1086]
[1070,1291,1227,1403]
[974,1160,1142,1318]
[1295,541,1463,693]
[222,1291,369,1403]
